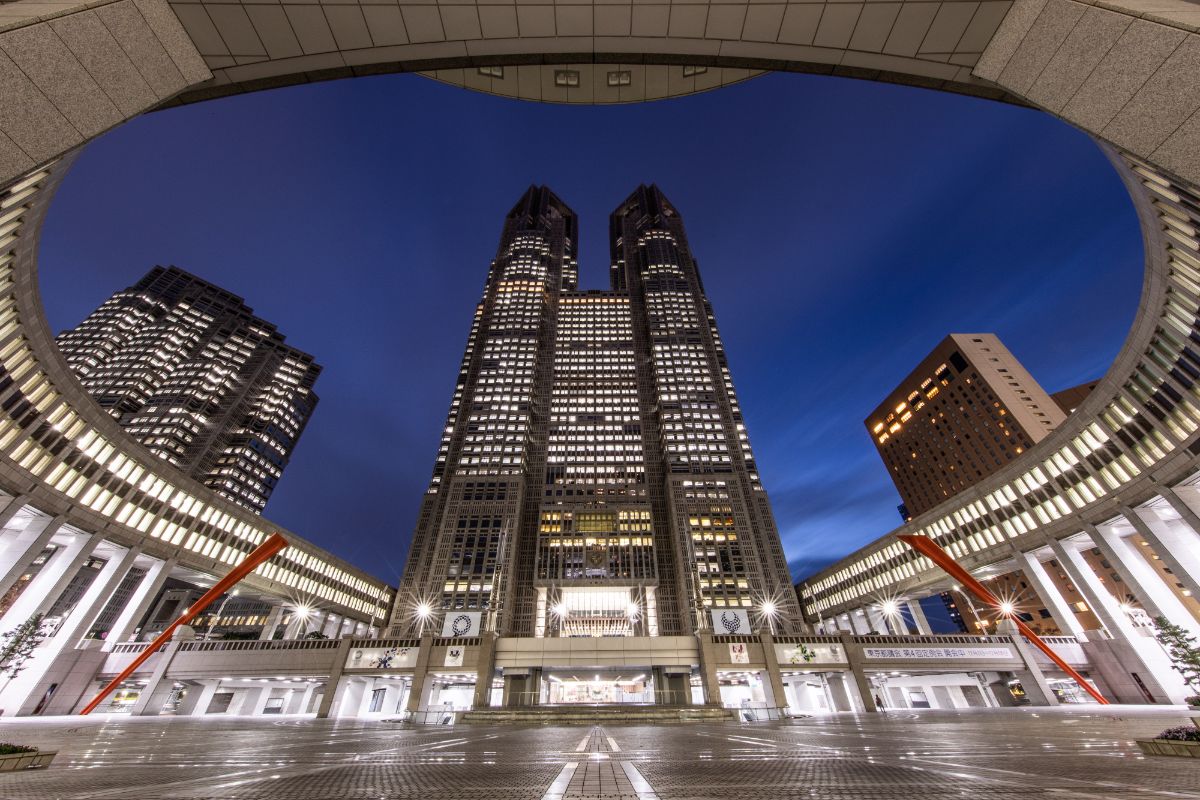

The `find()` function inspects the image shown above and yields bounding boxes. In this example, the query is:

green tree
[0,614,45,689]
[1154,615,1200,692]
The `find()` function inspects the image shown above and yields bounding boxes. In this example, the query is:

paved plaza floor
[0,707,1195,799]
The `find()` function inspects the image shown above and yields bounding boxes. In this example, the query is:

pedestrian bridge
[64,631,1099,719]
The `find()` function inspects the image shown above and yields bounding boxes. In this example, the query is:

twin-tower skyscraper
[388,185,802,639]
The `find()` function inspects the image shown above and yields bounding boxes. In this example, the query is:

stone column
[0,495,31,531]
[695,633,723,706]
[246,686,273,716]
[995,619,1057,706]
[103,556,175,648]
[1050,538,1186,703]
[316,637,355,718]
[1013,550,1088,640]
[0,530,100,630]
[906,600,933,635]
[1090,520,1199,635]
[287,683,316,714]
[182,681,220,714]
[865,607,890,636]
[50,545,140,648]
[1050,539,1139,639]
[838,631,876,712]
[282,609,305,640]
[178,680,219,716]
[405,633,434,713]
[1121,504,1200,601]
[259,605,285,640]
[129,639,183,716]
[472,632,497,708]
[0,514,63,598]
[759,633,788,712]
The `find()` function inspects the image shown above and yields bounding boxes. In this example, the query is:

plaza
[0,707,1196,798]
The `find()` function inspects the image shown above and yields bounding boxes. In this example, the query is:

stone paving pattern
[0,707,1196,799]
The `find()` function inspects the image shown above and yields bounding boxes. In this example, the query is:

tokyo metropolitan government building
[386,185,803,710]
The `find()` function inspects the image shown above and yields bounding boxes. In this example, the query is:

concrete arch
[0,0,1196,636]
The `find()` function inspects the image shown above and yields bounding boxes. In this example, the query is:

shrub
[1186,695,1200,706]
[0,743,36,755]
[1156,726,1200,742]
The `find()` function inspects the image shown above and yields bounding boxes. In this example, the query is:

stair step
[460,705,736,724]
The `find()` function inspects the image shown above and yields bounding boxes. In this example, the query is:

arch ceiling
[0,0,1196,623]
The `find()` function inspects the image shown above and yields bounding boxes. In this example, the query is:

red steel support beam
[80,532,288,715]
[897,534,1109,705]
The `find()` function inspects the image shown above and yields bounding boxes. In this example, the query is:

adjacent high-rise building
[390,185,802,639]
[1051,380,1100,415]
[866,334,1067,518]
[862,335,1162,637]
[56,266,321,513]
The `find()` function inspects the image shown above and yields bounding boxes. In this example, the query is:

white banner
[444,645,465,667]
[862,646,1015,660]
[777,643,845,665]
[711,609,751,635]
[441,611,483,637]
[346,645,418,670]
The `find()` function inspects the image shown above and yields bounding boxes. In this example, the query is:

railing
[178,639,341,652]
[359,638,422,649]
[411,708,459,725]
[433,637,481,647]
[1038,636,1080,646]
[503,688,694,707]
[732,706,785,722]
[774,635,844,645]
[850,634,1012,645]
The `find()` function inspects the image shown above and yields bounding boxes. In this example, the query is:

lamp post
[205,589,238,640]
[415,601,433,635]
[760,599,778,636]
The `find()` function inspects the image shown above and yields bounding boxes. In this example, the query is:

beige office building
[867,334,1067,519]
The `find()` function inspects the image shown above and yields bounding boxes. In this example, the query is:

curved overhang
[0,0,1197,628]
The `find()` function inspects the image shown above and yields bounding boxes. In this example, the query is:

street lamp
[205,589,238,640]
[415,601,434,634]
[760,599,778,635]
[293,604,313,638]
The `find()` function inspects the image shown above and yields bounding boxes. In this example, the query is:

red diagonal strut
[80,532,289,715]
[897,534,1108,705]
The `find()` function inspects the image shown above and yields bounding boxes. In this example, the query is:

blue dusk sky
[37,71,1141,589]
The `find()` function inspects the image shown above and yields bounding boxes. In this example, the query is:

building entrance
[545,671,653,705]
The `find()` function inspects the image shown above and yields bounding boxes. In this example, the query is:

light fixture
[552,602,568,618]
[998,601,1016,616]
[880,599,900,617]
[416,602,433,618]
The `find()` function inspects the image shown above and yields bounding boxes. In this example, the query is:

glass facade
[390,185,802,637]
[56,266,321,513]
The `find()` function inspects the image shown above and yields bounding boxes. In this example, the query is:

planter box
[1137,739,1200,758]
[0,750,55,771]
